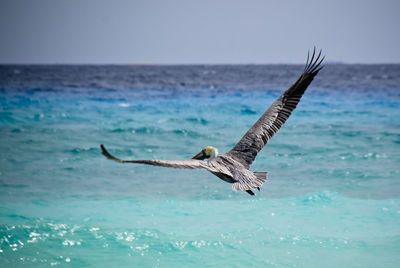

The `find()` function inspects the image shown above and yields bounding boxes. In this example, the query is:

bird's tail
[254,172,268,186]
[232,171,268,194]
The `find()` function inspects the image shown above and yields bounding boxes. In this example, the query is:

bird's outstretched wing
[227,48,324,168]
[100,144,210,170]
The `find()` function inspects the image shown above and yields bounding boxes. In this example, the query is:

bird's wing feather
[226,48,324,168]
[101,144,210,170]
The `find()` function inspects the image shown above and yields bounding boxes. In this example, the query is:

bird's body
[101,48,324,195]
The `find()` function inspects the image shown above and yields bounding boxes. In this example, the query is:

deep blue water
[0,64,400,267]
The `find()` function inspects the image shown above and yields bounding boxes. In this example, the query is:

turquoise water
[1,65,400,267]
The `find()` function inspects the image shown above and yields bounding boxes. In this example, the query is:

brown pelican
[101,48,324,195]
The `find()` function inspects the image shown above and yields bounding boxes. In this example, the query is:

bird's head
[192,146,219,160]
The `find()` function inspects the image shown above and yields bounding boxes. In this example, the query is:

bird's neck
[209,148,219,160]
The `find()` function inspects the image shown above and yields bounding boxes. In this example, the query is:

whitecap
[118,103,130,108]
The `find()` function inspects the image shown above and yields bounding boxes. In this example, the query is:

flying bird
[101,48,324,195]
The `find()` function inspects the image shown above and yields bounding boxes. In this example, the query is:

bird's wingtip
[100,144,123,163]
[100,144,107,156]
[304,47,325,75]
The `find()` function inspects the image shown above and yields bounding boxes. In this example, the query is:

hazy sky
[0,0,399,64]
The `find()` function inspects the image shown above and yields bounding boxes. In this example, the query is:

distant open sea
[1,64,400,267]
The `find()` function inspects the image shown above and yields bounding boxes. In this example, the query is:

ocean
[0,64,399,267]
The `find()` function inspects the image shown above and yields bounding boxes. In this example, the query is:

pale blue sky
[0,0,399,64]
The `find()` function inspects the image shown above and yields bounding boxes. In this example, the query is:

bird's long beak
[192,149,206,160]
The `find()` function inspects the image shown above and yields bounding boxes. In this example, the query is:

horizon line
[1,61,400,66]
